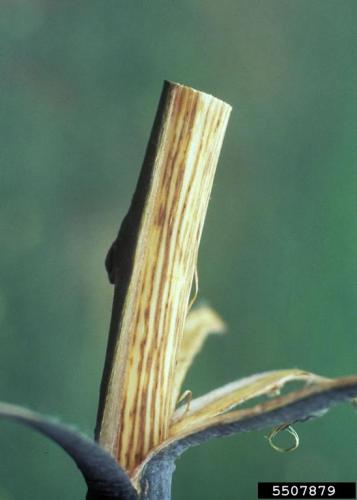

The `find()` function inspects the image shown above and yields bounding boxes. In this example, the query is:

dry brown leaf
[186,374,357,435]
[171,369,329,435]
[132,374,357,489]
[172,305,226,406]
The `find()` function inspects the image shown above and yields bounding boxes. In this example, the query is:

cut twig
[96,81,232,473]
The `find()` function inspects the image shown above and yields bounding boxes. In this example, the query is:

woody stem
[95,81,231,490]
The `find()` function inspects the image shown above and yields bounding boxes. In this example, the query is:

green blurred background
[0,1,356,498]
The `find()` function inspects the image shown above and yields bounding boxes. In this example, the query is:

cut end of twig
[164,80,233,110]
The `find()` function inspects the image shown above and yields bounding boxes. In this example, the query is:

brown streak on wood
[96,81,231,473]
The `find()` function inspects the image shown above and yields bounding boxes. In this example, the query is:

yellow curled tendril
[188,264,199,311]
[266,424,299,453]
[176,389,193,416]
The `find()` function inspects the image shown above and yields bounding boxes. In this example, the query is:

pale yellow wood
[96,81,231,473]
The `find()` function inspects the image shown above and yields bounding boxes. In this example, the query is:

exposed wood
[95,81,231,474]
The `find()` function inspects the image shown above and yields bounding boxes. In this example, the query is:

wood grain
[96,81,231,473]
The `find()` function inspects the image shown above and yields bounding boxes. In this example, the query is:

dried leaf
[172,305,226,405]
[171,369,328,435]
[180,375,357,439]
[132,375,357,488]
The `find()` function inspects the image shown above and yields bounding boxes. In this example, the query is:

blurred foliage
[0,1,356,498]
